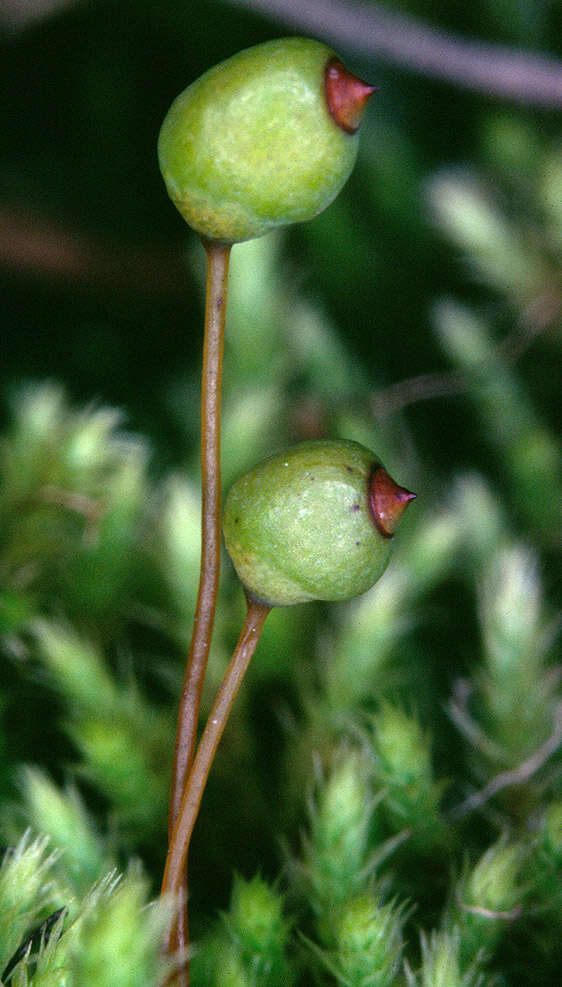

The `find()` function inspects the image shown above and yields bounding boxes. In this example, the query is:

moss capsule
[223,440,415,607]
[158,38,375,243]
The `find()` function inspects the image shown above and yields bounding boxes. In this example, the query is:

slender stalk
[165,240,231,982]
[162,597,271,922]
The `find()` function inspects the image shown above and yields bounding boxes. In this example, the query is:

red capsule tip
[325,58,378,134]
[369,466,416,538]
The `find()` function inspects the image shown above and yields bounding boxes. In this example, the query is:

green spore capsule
[158,38,375,243]
[223,440,415,607]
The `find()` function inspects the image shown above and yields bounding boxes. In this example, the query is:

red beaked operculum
[370,466,416,538]
[325,57,378,134]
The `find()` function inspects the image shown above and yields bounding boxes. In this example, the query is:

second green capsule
[223,439,415,607]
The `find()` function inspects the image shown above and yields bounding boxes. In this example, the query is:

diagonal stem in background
[224,0,562,108]
[451,701,562,819]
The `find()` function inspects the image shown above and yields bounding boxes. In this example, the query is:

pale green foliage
[541,801,562,864]
[428,153,562,546]
[322,500,464,709]
[369,703,448,851]
[225,873,291,969]
[449,540,561,824]
[67,868,170,987]
[0,836,170,987]
[531,801,562,928]
[428,171,544,302]
[450,837,526,967]
[327,893,406,986]
[0,106,560,985]
[478,546,556,762]
[433,299,561,540]
[32,621,172,840]
[0,835,59,974]
[13,769,110,895]
[0,385,149,628]
[0,389,176,852]
[298,750,408,983]
[8,909,66,987]
[191,874,293,987]
[303,751,374,924]
[154,475,202,641]
[406,929,487,987]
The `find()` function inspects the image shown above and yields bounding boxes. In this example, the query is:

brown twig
[0,206,191,301]
[371,290,560,419]
[371,369,468,419]
[1,0,70,32]
[456,891,523,921]
[446,678,505,764]
[224,0,562,107]
[39,485,105,546]
[451,701,562,819]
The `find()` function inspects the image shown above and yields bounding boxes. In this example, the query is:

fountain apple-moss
[158,38,374,243]
[223,440,415,607]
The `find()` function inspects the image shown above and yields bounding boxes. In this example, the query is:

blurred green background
[2,0,559,478]
[0,1,561,984]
